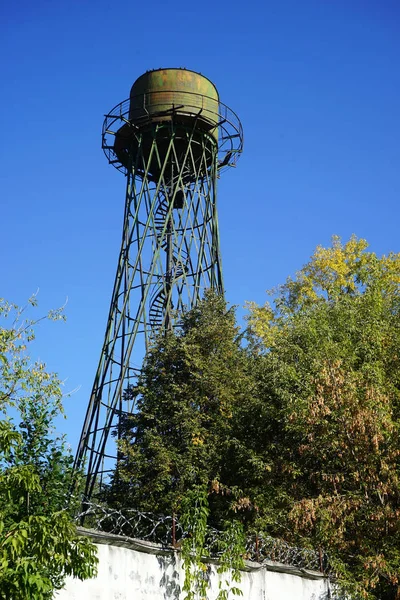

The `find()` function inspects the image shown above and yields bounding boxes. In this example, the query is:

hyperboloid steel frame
[74,90,243,501]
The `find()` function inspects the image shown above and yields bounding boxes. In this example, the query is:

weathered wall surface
[56,529,331,600]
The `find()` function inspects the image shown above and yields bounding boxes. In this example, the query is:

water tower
[74,68,243,500]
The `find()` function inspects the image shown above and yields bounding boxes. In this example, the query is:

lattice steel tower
[74,69,243,500]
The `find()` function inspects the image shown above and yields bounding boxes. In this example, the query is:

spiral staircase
[149,194,188,329]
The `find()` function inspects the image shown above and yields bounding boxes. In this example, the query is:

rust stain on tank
[128,68,220,143]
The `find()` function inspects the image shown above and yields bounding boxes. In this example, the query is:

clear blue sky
[1,0,399,449]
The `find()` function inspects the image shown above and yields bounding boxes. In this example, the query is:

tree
[108,290,254,524]
[0,296,97,599]
[106,291,249,600]
[247,236,400,599]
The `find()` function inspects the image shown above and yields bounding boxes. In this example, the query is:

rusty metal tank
[114,69,220,181]
[128,68,219,143]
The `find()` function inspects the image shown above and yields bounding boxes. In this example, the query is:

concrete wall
[56,529,331,600]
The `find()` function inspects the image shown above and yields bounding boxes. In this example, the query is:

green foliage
[108,290,253,519]
[180,485,245,600]
[215,521,245,600]
[180,485,210,600]
[0,297,98,599]
[247,236,400,599]
[108,291,248,598]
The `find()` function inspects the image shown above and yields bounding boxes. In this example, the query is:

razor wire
[75,500,329,573]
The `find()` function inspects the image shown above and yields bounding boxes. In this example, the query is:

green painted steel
[129,68,219,143]
[73,69,243,502]
[130,68,219,100]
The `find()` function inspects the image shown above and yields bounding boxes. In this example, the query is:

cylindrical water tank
[129,68,219,143]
